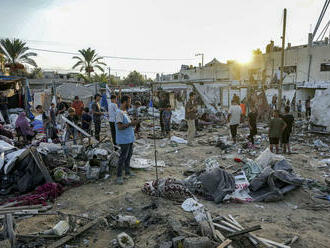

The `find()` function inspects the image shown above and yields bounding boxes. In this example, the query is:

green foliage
[72,47,106,81]
[0,38,37,75]
[29,67,43,79]
[123,70,146,85]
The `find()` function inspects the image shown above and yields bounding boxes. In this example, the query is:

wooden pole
[278,8,287,110]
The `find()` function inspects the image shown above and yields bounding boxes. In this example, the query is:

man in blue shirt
[115,95,139,184]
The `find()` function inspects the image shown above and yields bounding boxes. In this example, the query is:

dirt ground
[14,124,330,248]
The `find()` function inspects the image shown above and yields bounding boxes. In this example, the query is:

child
[297,100,302,118]
[65,107,79,144]
[248,106,257,147]
[269,110,287,154]
[81,107,92,134]
[133,101,141,138]
[162,105,172,138]
[281,106,294,154]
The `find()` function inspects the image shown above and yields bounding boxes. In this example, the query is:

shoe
[125,171,136,177]
[116,177,124,185]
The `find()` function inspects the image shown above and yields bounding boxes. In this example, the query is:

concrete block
[183,237,212,248]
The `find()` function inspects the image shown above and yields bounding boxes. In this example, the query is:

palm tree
[72,48,106,82]
[0,38,37,75]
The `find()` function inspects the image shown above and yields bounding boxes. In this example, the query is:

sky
[0,0,328,78]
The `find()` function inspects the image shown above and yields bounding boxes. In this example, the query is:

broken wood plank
[226,225,262,238]
[47,216,102,248]
[5,214,16,247]
[30,147,53,183]
[217,239,232,248]
[62,116,98,143]
[255,237,291,248]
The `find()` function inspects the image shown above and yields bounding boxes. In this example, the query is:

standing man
[305,96,311,119]
[92,94,103,141]
[0,92,9,124]
[71,96,84,120]
[185,92,197,146]
[281,106,294,154]
[56,96,67,130]
[116,95,138,184]
[228,100,242,144]
[159,93,169,137]
[109,94,118,145]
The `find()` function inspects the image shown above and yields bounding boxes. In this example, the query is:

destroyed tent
[311,87,330,131]
[56,83,93,106]
[0,141,52,195]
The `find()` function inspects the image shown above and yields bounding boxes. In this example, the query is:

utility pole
[278,8,287,111]
[195,53,204,67]
[108,67,111,84]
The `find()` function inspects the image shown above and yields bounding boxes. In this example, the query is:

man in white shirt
[228,100,242,144]
[109,94,118,146]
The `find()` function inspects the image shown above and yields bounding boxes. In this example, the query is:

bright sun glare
[236,54,252,64]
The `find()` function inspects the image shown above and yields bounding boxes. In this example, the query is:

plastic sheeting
[311,87,330,131]
[193,84,221,113]
[171,106,185,124]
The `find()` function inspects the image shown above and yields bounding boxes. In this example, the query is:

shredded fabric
[4,183,64,206]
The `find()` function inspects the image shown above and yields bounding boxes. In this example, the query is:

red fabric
[71,101,84,116]
[3,183,64,206]
[234,158,243,163]
[240,103,246,116]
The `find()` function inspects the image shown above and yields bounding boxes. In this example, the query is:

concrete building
[244,34,330,86]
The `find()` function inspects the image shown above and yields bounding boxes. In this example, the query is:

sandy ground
[14,124,330,248]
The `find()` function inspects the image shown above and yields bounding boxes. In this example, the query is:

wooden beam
[226,225,262,238]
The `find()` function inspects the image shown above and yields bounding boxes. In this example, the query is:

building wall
[246,43,330,84]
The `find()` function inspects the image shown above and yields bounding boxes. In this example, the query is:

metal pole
[108,67,111,84]
[202,53,204,67]
[278,8,287,111]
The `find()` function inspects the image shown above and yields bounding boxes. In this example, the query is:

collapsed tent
[311,87,330,131]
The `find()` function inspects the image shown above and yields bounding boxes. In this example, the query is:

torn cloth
[184,168,235,203]
[142,178,193,201]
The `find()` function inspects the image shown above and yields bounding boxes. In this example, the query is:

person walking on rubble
[248,105,257,148]
[92,94,103,141]
[305,96,311,120]
[185,92,197,146]
[269,110,286,154]
[228,100,242,144]
[109,94,118,146]
[281,106,294,154]
[159,93,169,137]
[297,100,302,119]
[115,95,139,184]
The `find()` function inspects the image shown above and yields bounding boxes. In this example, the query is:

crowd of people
[0,88,314,186]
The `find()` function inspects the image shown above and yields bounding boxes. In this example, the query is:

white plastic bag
[255,148,284,169]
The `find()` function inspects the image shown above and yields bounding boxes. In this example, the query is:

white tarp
[311,87,330,130]
[193,84,221,113]
[171,106,185,124]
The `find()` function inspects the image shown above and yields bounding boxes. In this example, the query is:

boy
[82,107,92,134]
[248,106,257,147]
[297,100,302,118]
[281,106,294,154]
[65,107,79,144]
[36,105,51,142]
[162,104,172,138]
[269,110,287,154]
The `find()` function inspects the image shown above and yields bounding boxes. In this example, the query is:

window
[321,63,330,71]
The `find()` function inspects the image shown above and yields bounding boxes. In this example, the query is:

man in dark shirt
[65,107,79,144]
[92,94,103,141]
[281,106,294,154]
[0,92,9,124]
[82,107,92,133]
[248,106,258,146]
[159,93,169,136]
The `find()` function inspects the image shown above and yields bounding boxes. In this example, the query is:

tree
[72,48,106,82]
[0,38,37,75]
[92,73,109,83]
[252,48,263,57]
[29,67,43,79]
[0,53,5,74]
[123,70,145,85]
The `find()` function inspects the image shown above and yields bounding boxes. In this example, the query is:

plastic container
[116,215,140,228]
